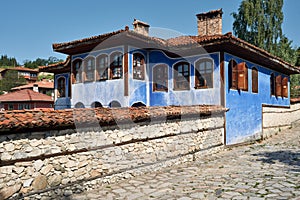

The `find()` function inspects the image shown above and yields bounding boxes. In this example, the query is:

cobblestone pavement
[71,126,300,200]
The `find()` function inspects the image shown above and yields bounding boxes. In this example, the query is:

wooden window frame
[133,53,145,80]
[275,75,282,97]
[173,62,190,91]
[270,73,275,96]
[57,76,66,98]
[83,57,95,82]
[153,64,168,92]
[252,67,258,93]
[72,60,83,84]
[195,58,214,89]
[110,52,123,79]
[229,59,238,89]
[282,77,288,98]
[96,54,109,81]
[237,62,248,91]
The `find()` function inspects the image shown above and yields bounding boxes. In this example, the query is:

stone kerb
[0,105,226,199]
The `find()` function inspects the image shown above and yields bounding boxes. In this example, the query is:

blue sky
[1,0,299,64]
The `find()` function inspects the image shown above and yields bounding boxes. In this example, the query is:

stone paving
[70,125,300,200]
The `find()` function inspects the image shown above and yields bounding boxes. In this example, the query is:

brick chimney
[196,9,223,36]
[133,19,150,36]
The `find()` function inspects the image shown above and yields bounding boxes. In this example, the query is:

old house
[0,89,54,110]
[0,66,38,84]
[40,9,299,144]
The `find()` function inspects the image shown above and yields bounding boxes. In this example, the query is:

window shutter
[282,77,288,98]
[237,62,246,90]
[275,75,282,97]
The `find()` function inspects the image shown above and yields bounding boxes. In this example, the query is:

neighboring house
[0,66,38,83]
[11,79,54,96]
[40,9,300,145]
[0,89,54,111]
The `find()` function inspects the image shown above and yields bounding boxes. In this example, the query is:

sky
[1,0,299,65]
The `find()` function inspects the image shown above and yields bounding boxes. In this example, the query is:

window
[133,53,145,80]
[173,62,190,90]
[229,60,248,91]
[110,52,123,79]
[276,75,282,97]
[195,58,213,89]
[153,64,168,92]
[91,101,103,108]
[18,104,30,110]
[109,101,121,108]
[74,102,85,108]
[96,54,109,80]
[84,57,95,82]
[229,59,238,89]
[72,60,83,83]
[57,77,66,98]
[270,73,275,96]
[8,104,14,110]
[282,77,288,98]
[252,67,258,93]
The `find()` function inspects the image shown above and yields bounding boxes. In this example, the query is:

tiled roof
[53,29,126,51]
[0,89,53,102]
[12,66,38,73]
[49,28,299,74]
[39,56,71,72]
[11,81,54,91]
[0,105,227,133]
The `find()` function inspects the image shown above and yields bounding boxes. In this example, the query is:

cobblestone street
[71,125,300,200]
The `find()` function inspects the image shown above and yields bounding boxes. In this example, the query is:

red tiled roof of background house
[11,81,54,91]
[0,89,53,102]
[0,105,227,133]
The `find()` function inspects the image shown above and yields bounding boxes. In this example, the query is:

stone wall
[0,105,226,199]
[262,102,300,139]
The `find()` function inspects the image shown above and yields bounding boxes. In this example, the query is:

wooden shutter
[275,75,282,97]
[282,77,288,98]
[237,62,247,90]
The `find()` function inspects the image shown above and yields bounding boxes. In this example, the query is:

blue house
[40,9,299,145]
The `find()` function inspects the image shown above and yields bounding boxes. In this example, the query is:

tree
[0,70,27,93]
[0,55,19,67]
[232,0,297,65]
[24,56,64,69]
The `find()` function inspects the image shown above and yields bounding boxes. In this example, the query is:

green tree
[232,0,297,65]
[0,70,27,93]
[0,55,19,67]
[24,56,63,69]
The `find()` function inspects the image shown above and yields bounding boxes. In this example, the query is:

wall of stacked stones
[0,106,225,199]
[262,102,300,139]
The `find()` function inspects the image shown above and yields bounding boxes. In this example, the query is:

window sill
[173,88,190,91]
[194,86,213,89]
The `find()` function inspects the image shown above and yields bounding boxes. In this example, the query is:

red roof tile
[0,89,53,102]
[0,105,227,133]
[11,81,54,91]
[48,28,299,74]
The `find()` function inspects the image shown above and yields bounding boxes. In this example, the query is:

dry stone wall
[262,103,300,139]
[0,106,226,199]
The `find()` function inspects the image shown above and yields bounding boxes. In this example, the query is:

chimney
[33,84,38,93]
[133,19,150,36]
[196,9,223,36]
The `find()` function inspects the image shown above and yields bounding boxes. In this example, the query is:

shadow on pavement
[253,150,300,172]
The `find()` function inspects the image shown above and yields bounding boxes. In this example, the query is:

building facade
[40,9,299,145]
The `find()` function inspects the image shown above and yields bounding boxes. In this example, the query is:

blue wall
[149,50,221,106]
[224,53,290,145]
